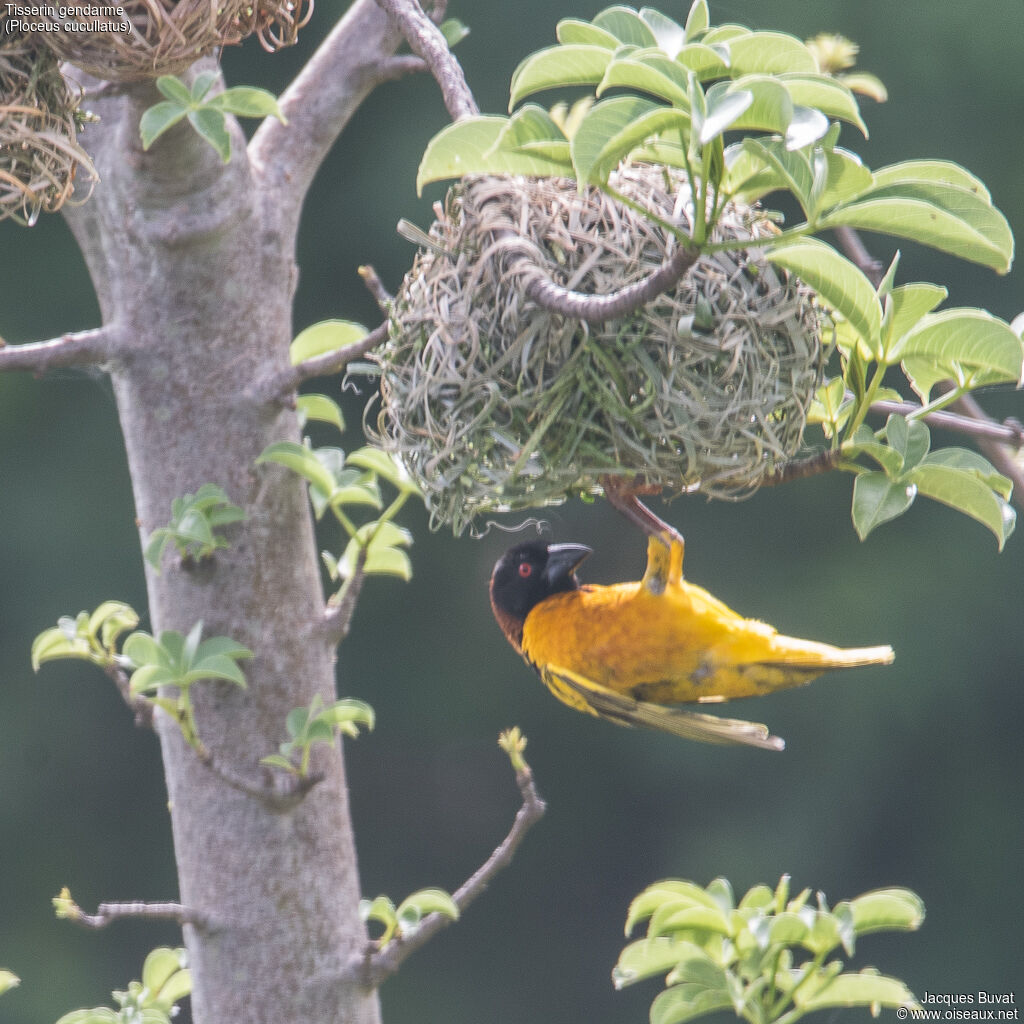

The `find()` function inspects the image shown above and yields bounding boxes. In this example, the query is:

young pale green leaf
[416,116,571,193]
[206,86,285,123]
[31,628,92,670]
[0,971,18,997]
[257,441,340,500]
[351,519,414,550]
[556,17,620,48]
[675,42,730,80]
[182,654,249,688]
[650,981,733,1024]
[778,72,867,134]
[726,30,817,76]
[290,319,368,365]
[795,970,918,1013]
[396,888,460,927]
[363,545,413,580]
[737,884,775,912]
[593,6,658,47]
[360,895,398,933]
[766,238,882,352]
[808,377,851,438]
[296,393,345,432]
[884,414,930,473]
[492,104,569,161]
[613,937,694,989]
[187,107,232,163]
[709,76,790,134]
[439,17,469,47]
[140,101,188,150]
[195,635,253,663]
[683,0,709,41]
[597,49,692,106]
[140,947,187,998]
[88,601,139,647]
[128,663,176,695]
[651,903,732,938]
[260,753,297,772]
[509,44,614,109]
[626,881,723,935]
[56,1011,120,1024]
[852,472,916,540]
[315,698,376,735]
[817,147,872,208]
[571,96,690,185]
[843,888,925,937]
[123,631,171,670]
[639,7,686,57]
[891,308,1024,385]
[346,446,420,494]
[908,460,1016,549]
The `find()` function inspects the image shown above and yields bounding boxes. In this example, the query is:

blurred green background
[2,1,1023,1021]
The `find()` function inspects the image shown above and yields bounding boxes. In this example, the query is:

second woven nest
[376,168,824,535]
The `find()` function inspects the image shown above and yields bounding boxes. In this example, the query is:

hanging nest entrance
[1,25,95,224]
[375,168,824,535]
[33,0,311,81]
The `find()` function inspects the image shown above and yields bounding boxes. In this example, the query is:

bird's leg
[600,476,685,594]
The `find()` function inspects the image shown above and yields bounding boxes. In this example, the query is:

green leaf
[314,698,376,735]
[195,635,253,663]
[31,626,90,670]
[738,138,814,214]
[818,183,1014,273]
[785,104,829,150]
[187,107,232,163]
[190,70,218,102]
[493,104,570,162]
[128,663,176,695]
[556,18,620,48]
[296,394,345,432]
[155,75,192,105]
[650,982,733,1024]
[922,447,1012,499]
[698,87,753,144]
[626,881,722,934]
[778,72,867,134]
[885,414,930,473]
[726,31,817,76]
[592,6,658,47]
[675,42,730,80]
[509,44,614,108]
[883,282,948,361]
[140,101,187,150]
[207,86,285,123]
[571,96,690,184]
[364,544,414,580]
[123,631,169,670]
[417,117,572,193]
[683,0,709,42]
[140,947,187,997]
[639,8,686,58]
[346,446,419,493]
[360,895,398,936]
[613,937,694,989]
[871,159,991,201]
[396,887,460,930]
[817,147,873,208]
[796,970,918,1012]
[844,888,925,936]
[892,309,1024,391]
[290,319,368,365]
[908,458,1016,549]
[597,49,692,106]
[708,76,789,135]
[259,753,297,772]
[766,238,882,352]
[439,18,469,47]
[182,654,248,688]
[257,441,339,501]
[0,970,19,997]
[851,472,916,540]
[652,903,731,938]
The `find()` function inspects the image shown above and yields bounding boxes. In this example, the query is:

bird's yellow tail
[764,637,895,671]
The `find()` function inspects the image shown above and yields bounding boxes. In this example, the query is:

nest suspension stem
[600,475,683,546]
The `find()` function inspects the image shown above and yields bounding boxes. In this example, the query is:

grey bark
[57,3,404,1020]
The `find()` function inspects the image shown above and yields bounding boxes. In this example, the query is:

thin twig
[104,662,155,729]
[256,321,387,402]
[66,899,209,931]
[832,226,885,287]
[359,264,394,311]
[506,240,699,325]
[372,0,479,120]
[355,762,546,989]
[0,326,116,374]
[320,546,369,646]
[195,745,323,808]
[869,398,1024,448]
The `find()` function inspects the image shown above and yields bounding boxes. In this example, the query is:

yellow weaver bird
[490,534,894,751]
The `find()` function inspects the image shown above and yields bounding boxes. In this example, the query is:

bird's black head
[489,541,593,650]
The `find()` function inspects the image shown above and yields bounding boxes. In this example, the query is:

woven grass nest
[0,24,95,224]
[34,0,309,81]
[375,168,825,535]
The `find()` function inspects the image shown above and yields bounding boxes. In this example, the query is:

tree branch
[319,546,369,647]
[869,398,1024,448]
[760,449,844,487]
[504,240,700,325]
[372,0,479,120]
[354,750,546,989]
[104,662,155,730]
[249,0,405,220]
[255,320,387,402]
[0,326,116,374]
[62,897,209,931]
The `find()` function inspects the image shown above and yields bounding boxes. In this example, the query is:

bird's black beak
[543,543,592,588]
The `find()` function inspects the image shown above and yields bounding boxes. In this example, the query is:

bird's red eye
[518,563,533,578]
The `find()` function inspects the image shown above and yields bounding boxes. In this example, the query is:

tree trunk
[64,65,382,1024]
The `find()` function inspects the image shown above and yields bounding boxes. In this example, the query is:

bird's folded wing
[541,664,785,751]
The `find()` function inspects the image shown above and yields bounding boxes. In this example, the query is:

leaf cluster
[31,601,139,673]
[260,693,375,778]
[360,888,460,948]
[614,875,924,1024]
[140,72,285,163]
[55,946,191,1024]
[144,483,246,572]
